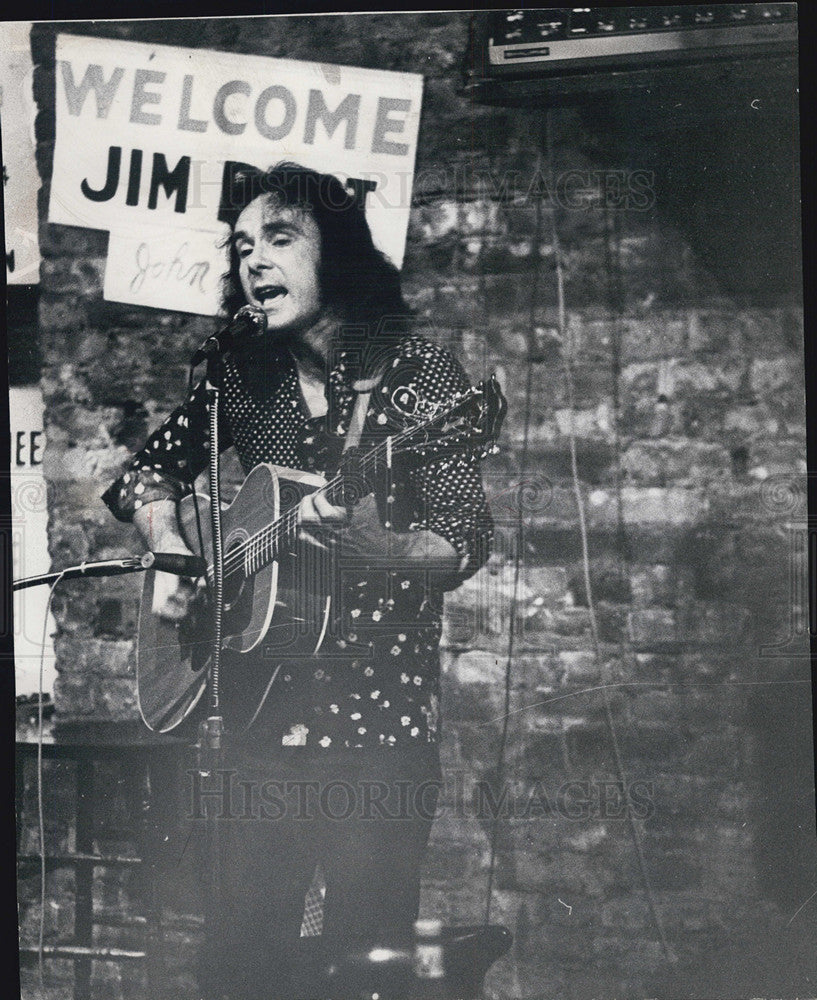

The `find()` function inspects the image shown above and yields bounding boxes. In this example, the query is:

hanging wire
[483,114,547,926]
[602,201,634,566]
[549,118,677,965]
[481,104,677,962]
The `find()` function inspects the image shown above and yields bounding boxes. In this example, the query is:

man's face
[233,195,323,334]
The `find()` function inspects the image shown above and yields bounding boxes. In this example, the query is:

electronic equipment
[462,6,798,107]
[482,5,796,75]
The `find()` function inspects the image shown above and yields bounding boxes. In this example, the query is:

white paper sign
[1,21,41,284]
[50,33,424,313]
[9,386,57,696]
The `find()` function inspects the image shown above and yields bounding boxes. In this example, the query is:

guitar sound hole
[223,539,247,610]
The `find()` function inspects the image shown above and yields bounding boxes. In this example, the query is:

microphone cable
[35,571,64,991]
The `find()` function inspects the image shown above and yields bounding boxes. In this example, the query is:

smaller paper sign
[9,385,57,695]
[104,224,228,315]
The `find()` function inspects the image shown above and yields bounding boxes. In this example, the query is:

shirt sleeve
[386,337,494,584]
[101,376,233,523]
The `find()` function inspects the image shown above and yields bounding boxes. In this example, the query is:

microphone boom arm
[12,553,206,591]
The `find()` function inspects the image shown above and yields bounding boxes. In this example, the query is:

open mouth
[254,284,287,304]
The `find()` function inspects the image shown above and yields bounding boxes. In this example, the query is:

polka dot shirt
[103,334,493,750]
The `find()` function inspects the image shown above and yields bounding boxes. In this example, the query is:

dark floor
[646,905,817,1000]
[18,899,817,1000]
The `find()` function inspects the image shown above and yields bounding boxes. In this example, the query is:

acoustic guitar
[136,376,506,734]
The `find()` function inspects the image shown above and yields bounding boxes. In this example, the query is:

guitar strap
[343,371,385,453]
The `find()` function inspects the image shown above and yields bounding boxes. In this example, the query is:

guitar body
[137,464,331,734]
[136,570,209,734]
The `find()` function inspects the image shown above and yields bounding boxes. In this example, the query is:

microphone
[191,305,268,365]
[140,551,208,577]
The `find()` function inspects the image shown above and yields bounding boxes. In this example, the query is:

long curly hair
[218,161,413,370]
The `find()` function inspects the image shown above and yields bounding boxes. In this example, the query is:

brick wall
[27,13,812,998]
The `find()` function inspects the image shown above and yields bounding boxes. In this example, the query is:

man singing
[102,162,494,999]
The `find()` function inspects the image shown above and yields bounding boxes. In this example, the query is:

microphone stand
[187,308,264,996]
[195,352,227,779]
[190,307,267,778]
[196,352,228,994]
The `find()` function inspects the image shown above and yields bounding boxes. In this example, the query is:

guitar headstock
[386,375,507,461]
